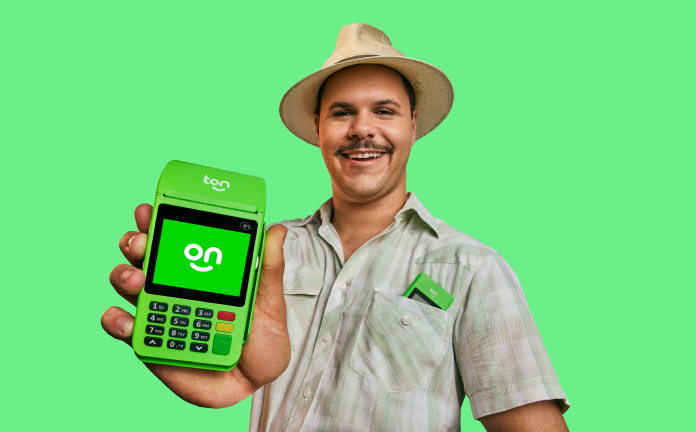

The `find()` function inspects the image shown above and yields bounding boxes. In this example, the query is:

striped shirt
[249,192,568,431]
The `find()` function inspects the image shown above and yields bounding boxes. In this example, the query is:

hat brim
[279,56,454,147]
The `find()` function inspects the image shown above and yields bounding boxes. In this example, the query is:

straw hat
[279,23,454,147]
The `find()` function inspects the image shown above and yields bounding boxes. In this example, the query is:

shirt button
[283,282,289,290]
[401,316,411,325]
[322,333,331,343]
[303,387,312,398]
[338,283,346,290]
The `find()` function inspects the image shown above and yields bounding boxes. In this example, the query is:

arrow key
[144,337,163,347]
[190,342,208,353]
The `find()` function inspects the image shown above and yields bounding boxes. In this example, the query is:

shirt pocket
[283,265,324,351]
[349,289,448,392]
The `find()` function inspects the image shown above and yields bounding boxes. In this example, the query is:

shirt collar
[292,192,440,238]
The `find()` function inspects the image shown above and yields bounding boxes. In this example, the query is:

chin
[339,182,389,202]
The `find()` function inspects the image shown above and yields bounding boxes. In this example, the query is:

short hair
[315,70,416,117]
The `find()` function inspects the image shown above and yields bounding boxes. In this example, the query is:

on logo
[430,288,438,297]
[204,175,230,192]
[185,244,222,272]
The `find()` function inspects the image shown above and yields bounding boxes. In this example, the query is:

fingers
[109,264,145,306]
[118,204,151,267]
[119,231,148,268]
[135,203,152,234]
[101,306,134,347]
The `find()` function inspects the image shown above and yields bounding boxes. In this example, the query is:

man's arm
[480,400,569,432]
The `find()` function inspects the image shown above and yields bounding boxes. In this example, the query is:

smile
[343,152,384,160]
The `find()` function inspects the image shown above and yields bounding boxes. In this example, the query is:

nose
[347,109,377,140]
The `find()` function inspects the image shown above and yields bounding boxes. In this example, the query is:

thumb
[253,224,288,325]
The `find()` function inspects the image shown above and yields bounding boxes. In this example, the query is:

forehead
[321,64,407,101]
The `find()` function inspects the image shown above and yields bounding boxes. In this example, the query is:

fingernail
[121,271,134,285]
[115,316,133,337]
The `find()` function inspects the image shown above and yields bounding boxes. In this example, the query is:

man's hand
[479,400,569,432]
[102,203,290,408]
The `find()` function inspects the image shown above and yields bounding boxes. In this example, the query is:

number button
[147,313,166,324]
[173,305,191,315]
[167,340,185,350]
[169,328,187,338]
[170,316,189,327]
[146,325,165,336]
[192,331,210,341]
[144,337,162,347]
[149,301,168,312]
[195,308,214,318]
[193,319,212,330]
[190,343,208,353]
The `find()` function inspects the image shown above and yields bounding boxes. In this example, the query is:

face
[314,64,418,203]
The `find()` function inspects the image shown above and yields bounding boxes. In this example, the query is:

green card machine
[404,273,454,311]
[133,160,266,371]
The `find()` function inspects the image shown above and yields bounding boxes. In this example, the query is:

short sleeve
[453,253,569,419]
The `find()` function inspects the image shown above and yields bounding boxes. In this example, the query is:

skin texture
[103,63,569,430]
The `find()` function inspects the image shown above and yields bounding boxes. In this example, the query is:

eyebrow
[375,99,401,108]
[328,99,402,110]
[328,101,352,110]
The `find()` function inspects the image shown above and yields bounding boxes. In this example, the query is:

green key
[212,334,232,355]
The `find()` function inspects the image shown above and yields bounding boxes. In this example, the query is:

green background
[154,219,250,297]
[2,1,693,430]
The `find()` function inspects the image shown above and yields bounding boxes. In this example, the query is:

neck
[330,178,408,243]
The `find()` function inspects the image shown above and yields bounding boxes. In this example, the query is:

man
[103,23,569,431]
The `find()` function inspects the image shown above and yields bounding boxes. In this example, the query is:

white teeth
[347,152,382,159]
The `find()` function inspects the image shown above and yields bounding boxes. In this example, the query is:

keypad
[149,301,168,312]
[169,328,187,338]
[144,337,163,347]
[195,308,214,318]
[142,302,236,357]
[146,325,165,336]
[167,340,185,350]
[147,313,167,324]
[192,331,210,341]
[170,316,189,327]
[194,319,212,330]
[173,304,191,315]
[190,343,208,353]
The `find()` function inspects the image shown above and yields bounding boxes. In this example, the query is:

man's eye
[332,110,351,117]
[376,109,394,115]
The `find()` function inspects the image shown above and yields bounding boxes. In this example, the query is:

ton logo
[204,175,230,192]
[430,288,438,297]
[184,244,222,272]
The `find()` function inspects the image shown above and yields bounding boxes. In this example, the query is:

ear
[313,112,320,144]
[411,108,419,144]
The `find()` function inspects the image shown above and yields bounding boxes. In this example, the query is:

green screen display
[152,219,251,297]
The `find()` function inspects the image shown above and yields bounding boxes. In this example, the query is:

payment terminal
[132,160,266,371]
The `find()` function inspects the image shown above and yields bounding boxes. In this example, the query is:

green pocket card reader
[403,273,454,311]
[133,160,267,371]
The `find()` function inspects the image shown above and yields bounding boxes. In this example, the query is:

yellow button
[216,322,234,333]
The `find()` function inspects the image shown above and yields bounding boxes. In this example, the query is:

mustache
[334,139,394,156]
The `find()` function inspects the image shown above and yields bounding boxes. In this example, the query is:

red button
[217,311,236,322]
